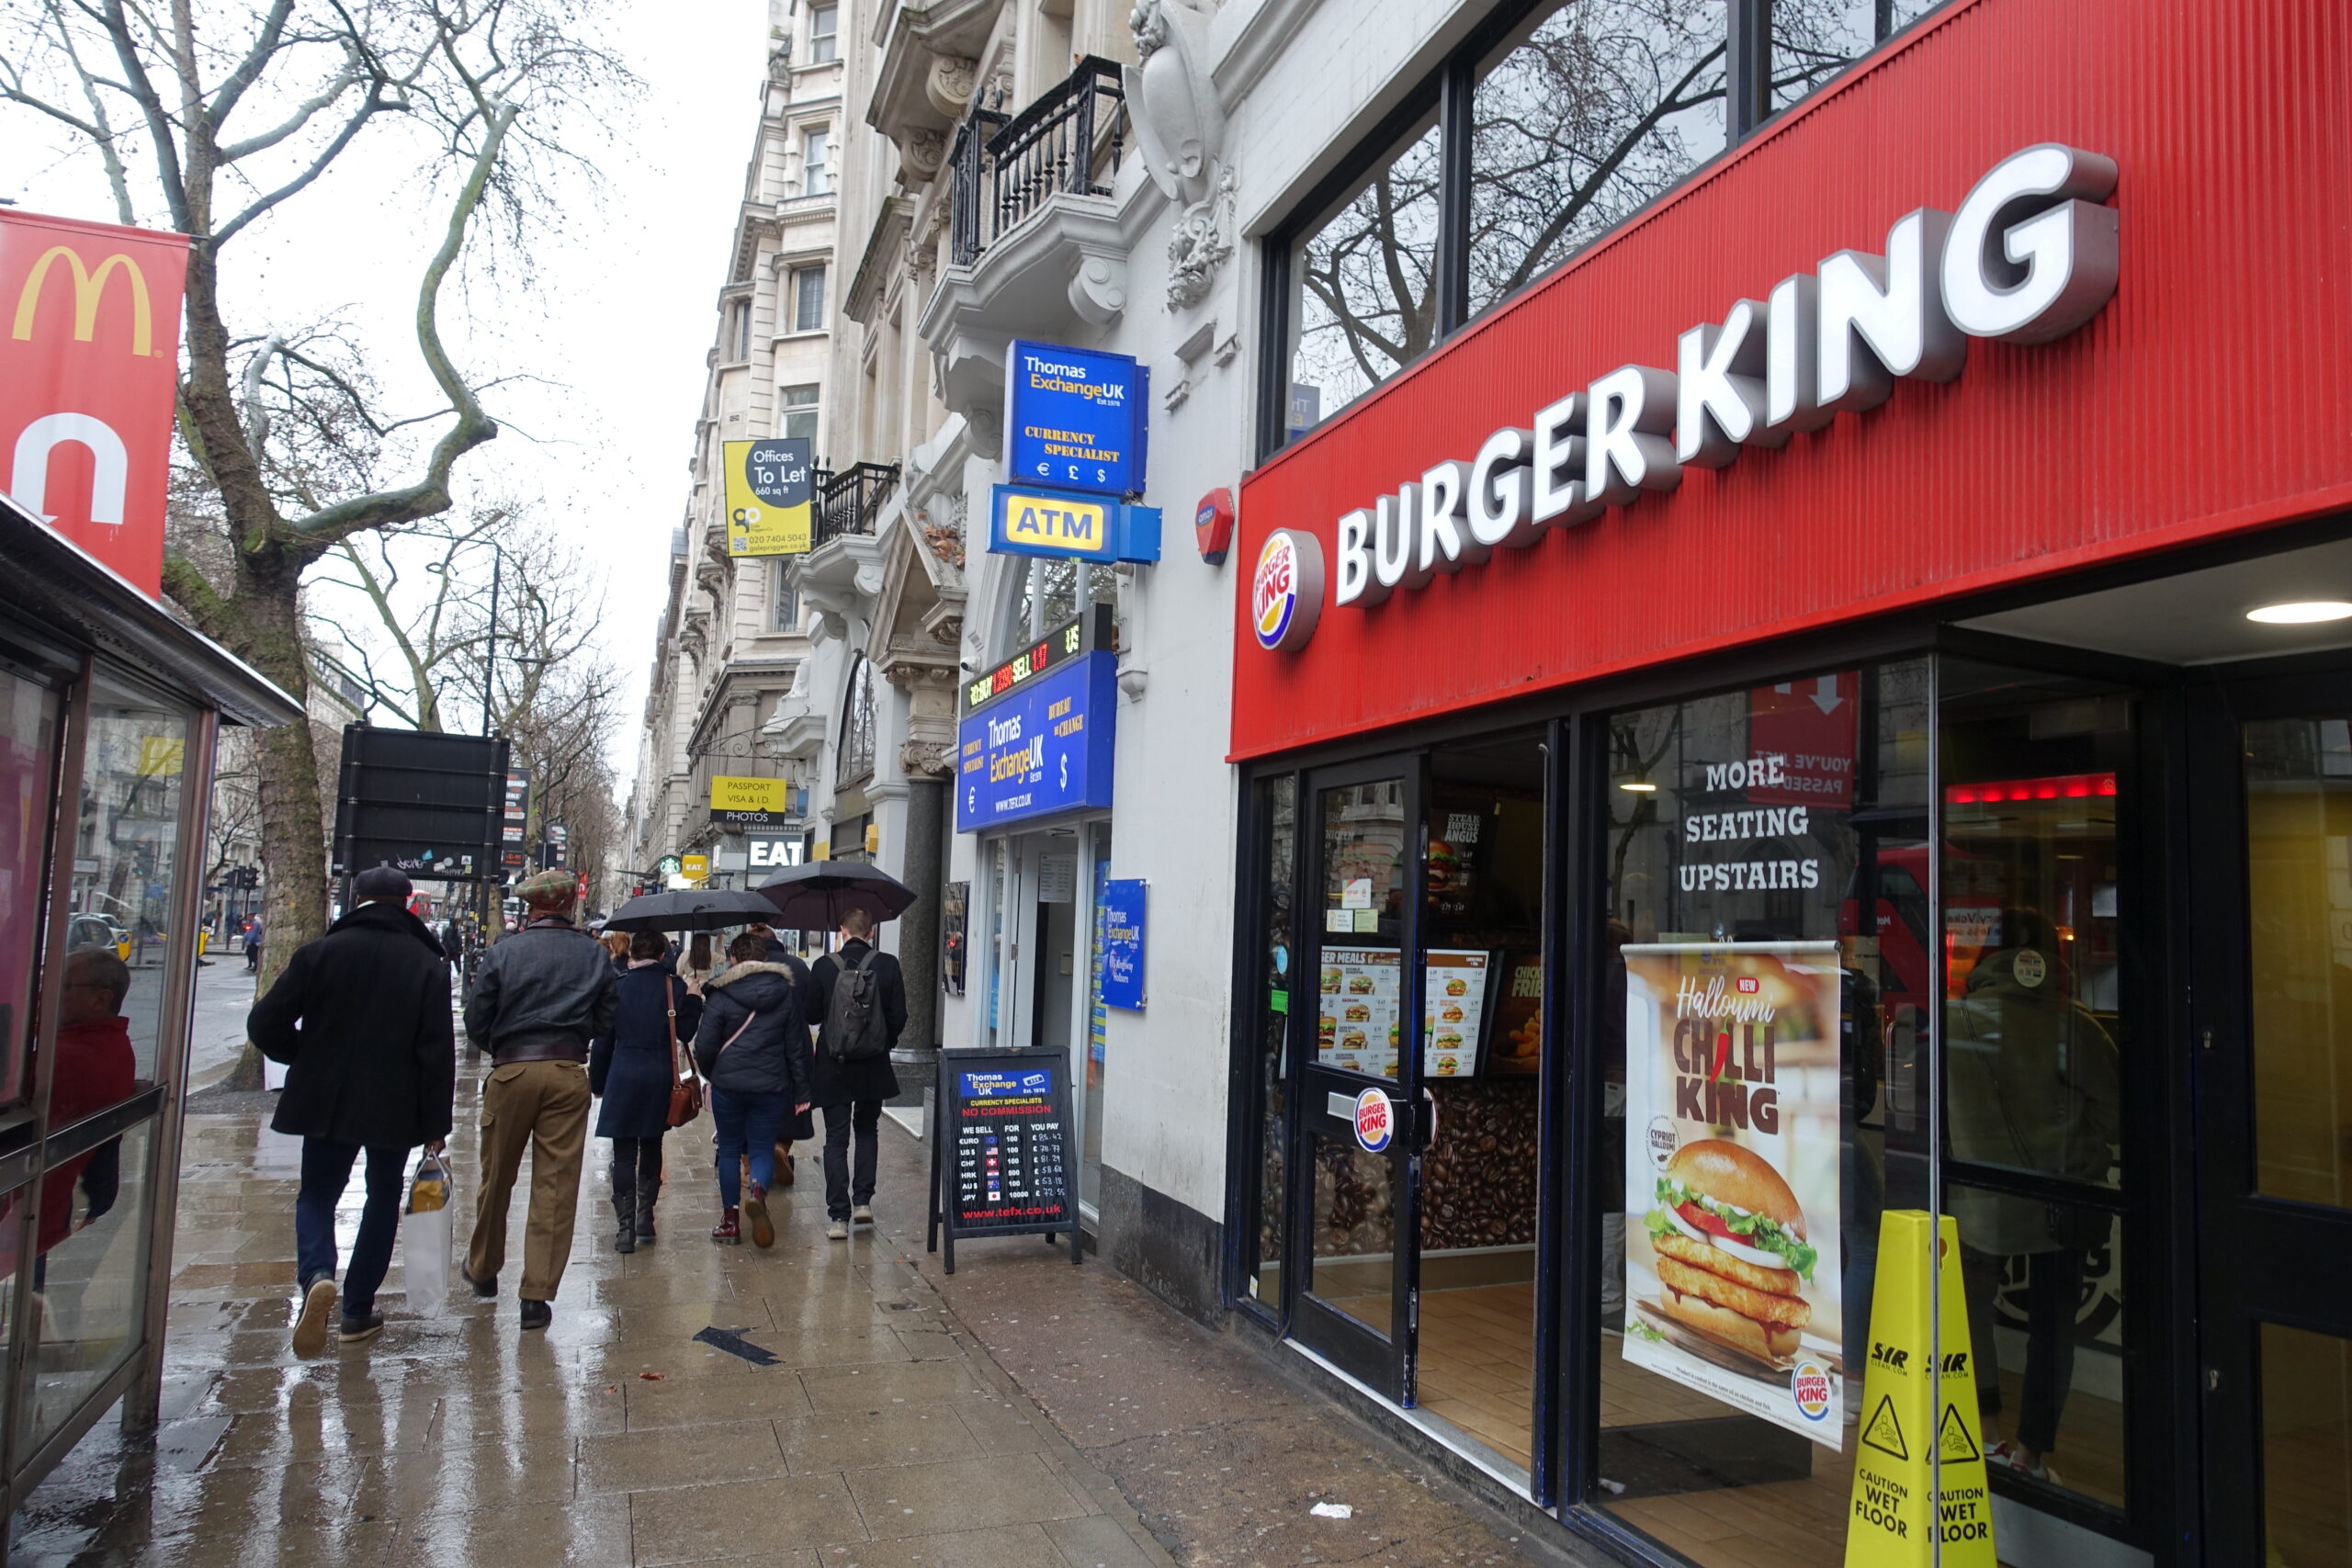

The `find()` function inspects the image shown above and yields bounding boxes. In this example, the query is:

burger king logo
[1352,1087,1394,1154]
[1252,529,1325,652]
[1790,1357,1834,1422]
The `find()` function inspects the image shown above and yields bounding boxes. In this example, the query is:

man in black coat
[249,866,455,1359]
[806,908,904,1239]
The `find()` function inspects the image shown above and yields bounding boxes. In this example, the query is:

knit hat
[515,868,577,912]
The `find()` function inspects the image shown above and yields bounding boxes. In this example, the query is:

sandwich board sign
[925,1046,1081,1274]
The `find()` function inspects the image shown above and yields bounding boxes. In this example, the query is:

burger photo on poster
[1644,1139,1818,1370]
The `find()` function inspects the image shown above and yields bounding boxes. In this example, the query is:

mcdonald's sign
[0,211,188,597]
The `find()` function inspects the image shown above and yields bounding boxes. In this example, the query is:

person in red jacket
[43,946,139,1257]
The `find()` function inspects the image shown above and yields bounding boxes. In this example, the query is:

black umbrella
[604,888,781,932]
[757,860,919,929]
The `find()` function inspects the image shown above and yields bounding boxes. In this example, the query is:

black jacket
[249,899,456,1148]
[463,916,617,1062]
[592,962,701,1139]
[696,961,814,1104]
[807,940,905,1108]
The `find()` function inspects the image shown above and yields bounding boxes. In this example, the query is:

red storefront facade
[1222,3,2352,1565]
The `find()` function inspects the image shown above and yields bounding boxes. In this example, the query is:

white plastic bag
[403,1151,453,1317]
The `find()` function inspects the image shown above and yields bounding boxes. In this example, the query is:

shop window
[1,668,62,1107]
[1595,660,1935,1566]
[1246,773,1298,1309]
[71,672,191,1098]
[1939,660,2134,1523]
[779,382,819,444]
[1467,2,1729,321]
[18,1118,153,1455]
[1285,114,1442,438]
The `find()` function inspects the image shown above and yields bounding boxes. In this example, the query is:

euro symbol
[12,248,153,355]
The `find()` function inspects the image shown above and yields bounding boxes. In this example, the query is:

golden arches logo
[11,247,153,356]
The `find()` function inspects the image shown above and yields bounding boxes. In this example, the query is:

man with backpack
[806,908,904,1239]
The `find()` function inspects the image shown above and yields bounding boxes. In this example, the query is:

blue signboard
[1100,877,1146,1010]
[960,1067,1055,1099]
[1006,340,1148,497]
[988,485,1161,564]
[956,649,1116,832]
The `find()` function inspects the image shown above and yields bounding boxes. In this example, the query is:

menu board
[1422,950,1496,1078]
[1317,946,1401,1077]
[926,1047,1081,1274]
[1317,946,1499,1079]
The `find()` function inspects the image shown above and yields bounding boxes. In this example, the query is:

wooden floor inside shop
[1329,1286,2134,1568]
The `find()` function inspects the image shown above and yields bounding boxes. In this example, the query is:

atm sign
[1001,492,1106,554]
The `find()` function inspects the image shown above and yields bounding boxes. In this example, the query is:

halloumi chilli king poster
[1623,942,1846,1448]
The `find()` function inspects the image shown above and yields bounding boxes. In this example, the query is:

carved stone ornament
[1125,2,1225,209]
[903,128,947,181]
[899,739,955,779]
[926,55,978,119]
[767,43,793,84]
[1166,161,1236,310]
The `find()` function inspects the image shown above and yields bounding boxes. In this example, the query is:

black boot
[613,1192,636,1254]
[636,1183,657,1243]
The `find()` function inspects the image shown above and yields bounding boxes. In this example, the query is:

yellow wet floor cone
[1845,1211,1997,1567]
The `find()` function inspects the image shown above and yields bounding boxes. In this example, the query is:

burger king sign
[1252,529,1324,653]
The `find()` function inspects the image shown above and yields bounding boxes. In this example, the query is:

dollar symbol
[1059,753,1069,790]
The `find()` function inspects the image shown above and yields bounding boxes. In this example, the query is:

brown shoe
[775,1147,795,1187]
[743,1185,775,1249]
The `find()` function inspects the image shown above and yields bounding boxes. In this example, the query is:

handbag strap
[709,1007,758,1067]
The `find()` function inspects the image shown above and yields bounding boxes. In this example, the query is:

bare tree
[1,0,630,988]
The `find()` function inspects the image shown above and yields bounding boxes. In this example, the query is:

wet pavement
[12,1052,1565,1568]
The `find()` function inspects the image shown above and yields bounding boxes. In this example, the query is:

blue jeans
[297,1139,408,1316]
[711,1089,786,1208]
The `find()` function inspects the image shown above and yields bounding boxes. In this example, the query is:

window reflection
[1288,117,1442,436]
[1770,1,1875,111]
[1469,1,1728,320]
[72,674,190,1089]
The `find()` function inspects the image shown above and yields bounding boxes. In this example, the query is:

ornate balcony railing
[810,461,900,548]
[948,56,1125,268]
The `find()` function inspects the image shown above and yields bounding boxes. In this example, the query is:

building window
[729,299,751,360]
[1466,3,1728,321]
[771,560,798,632]
[837,654,876,789]
[803,126,831,197]
[793,265,827,333]
[809,4,838,64]
[779,382,820,443]
[1262,0,1957,457]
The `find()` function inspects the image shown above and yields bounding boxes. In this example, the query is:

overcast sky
[5,3,773,778]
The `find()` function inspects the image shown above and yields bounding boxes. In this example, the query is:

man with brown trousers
[460,868,616,1330]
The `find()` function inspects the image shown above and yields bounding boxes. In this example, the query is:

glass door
[1289,756,1425,1397]
[2191,676,2352,1568]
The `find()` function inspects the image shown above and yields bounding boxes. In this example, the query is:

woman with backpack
[589,931,701,1252]
[695,931,813,1247]
[806,908,905,1240]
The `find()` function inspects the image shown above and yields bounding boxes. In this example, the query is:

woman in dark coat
[695,931,813,1247]
[590,931,700,1252]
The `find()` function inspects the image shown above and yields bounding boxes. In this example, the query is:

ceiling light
[1619,780,1657,794]
[2247,600,2352,625]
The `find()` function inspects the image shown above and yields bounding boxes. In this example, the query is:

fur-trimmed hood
[707,960,799,988]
